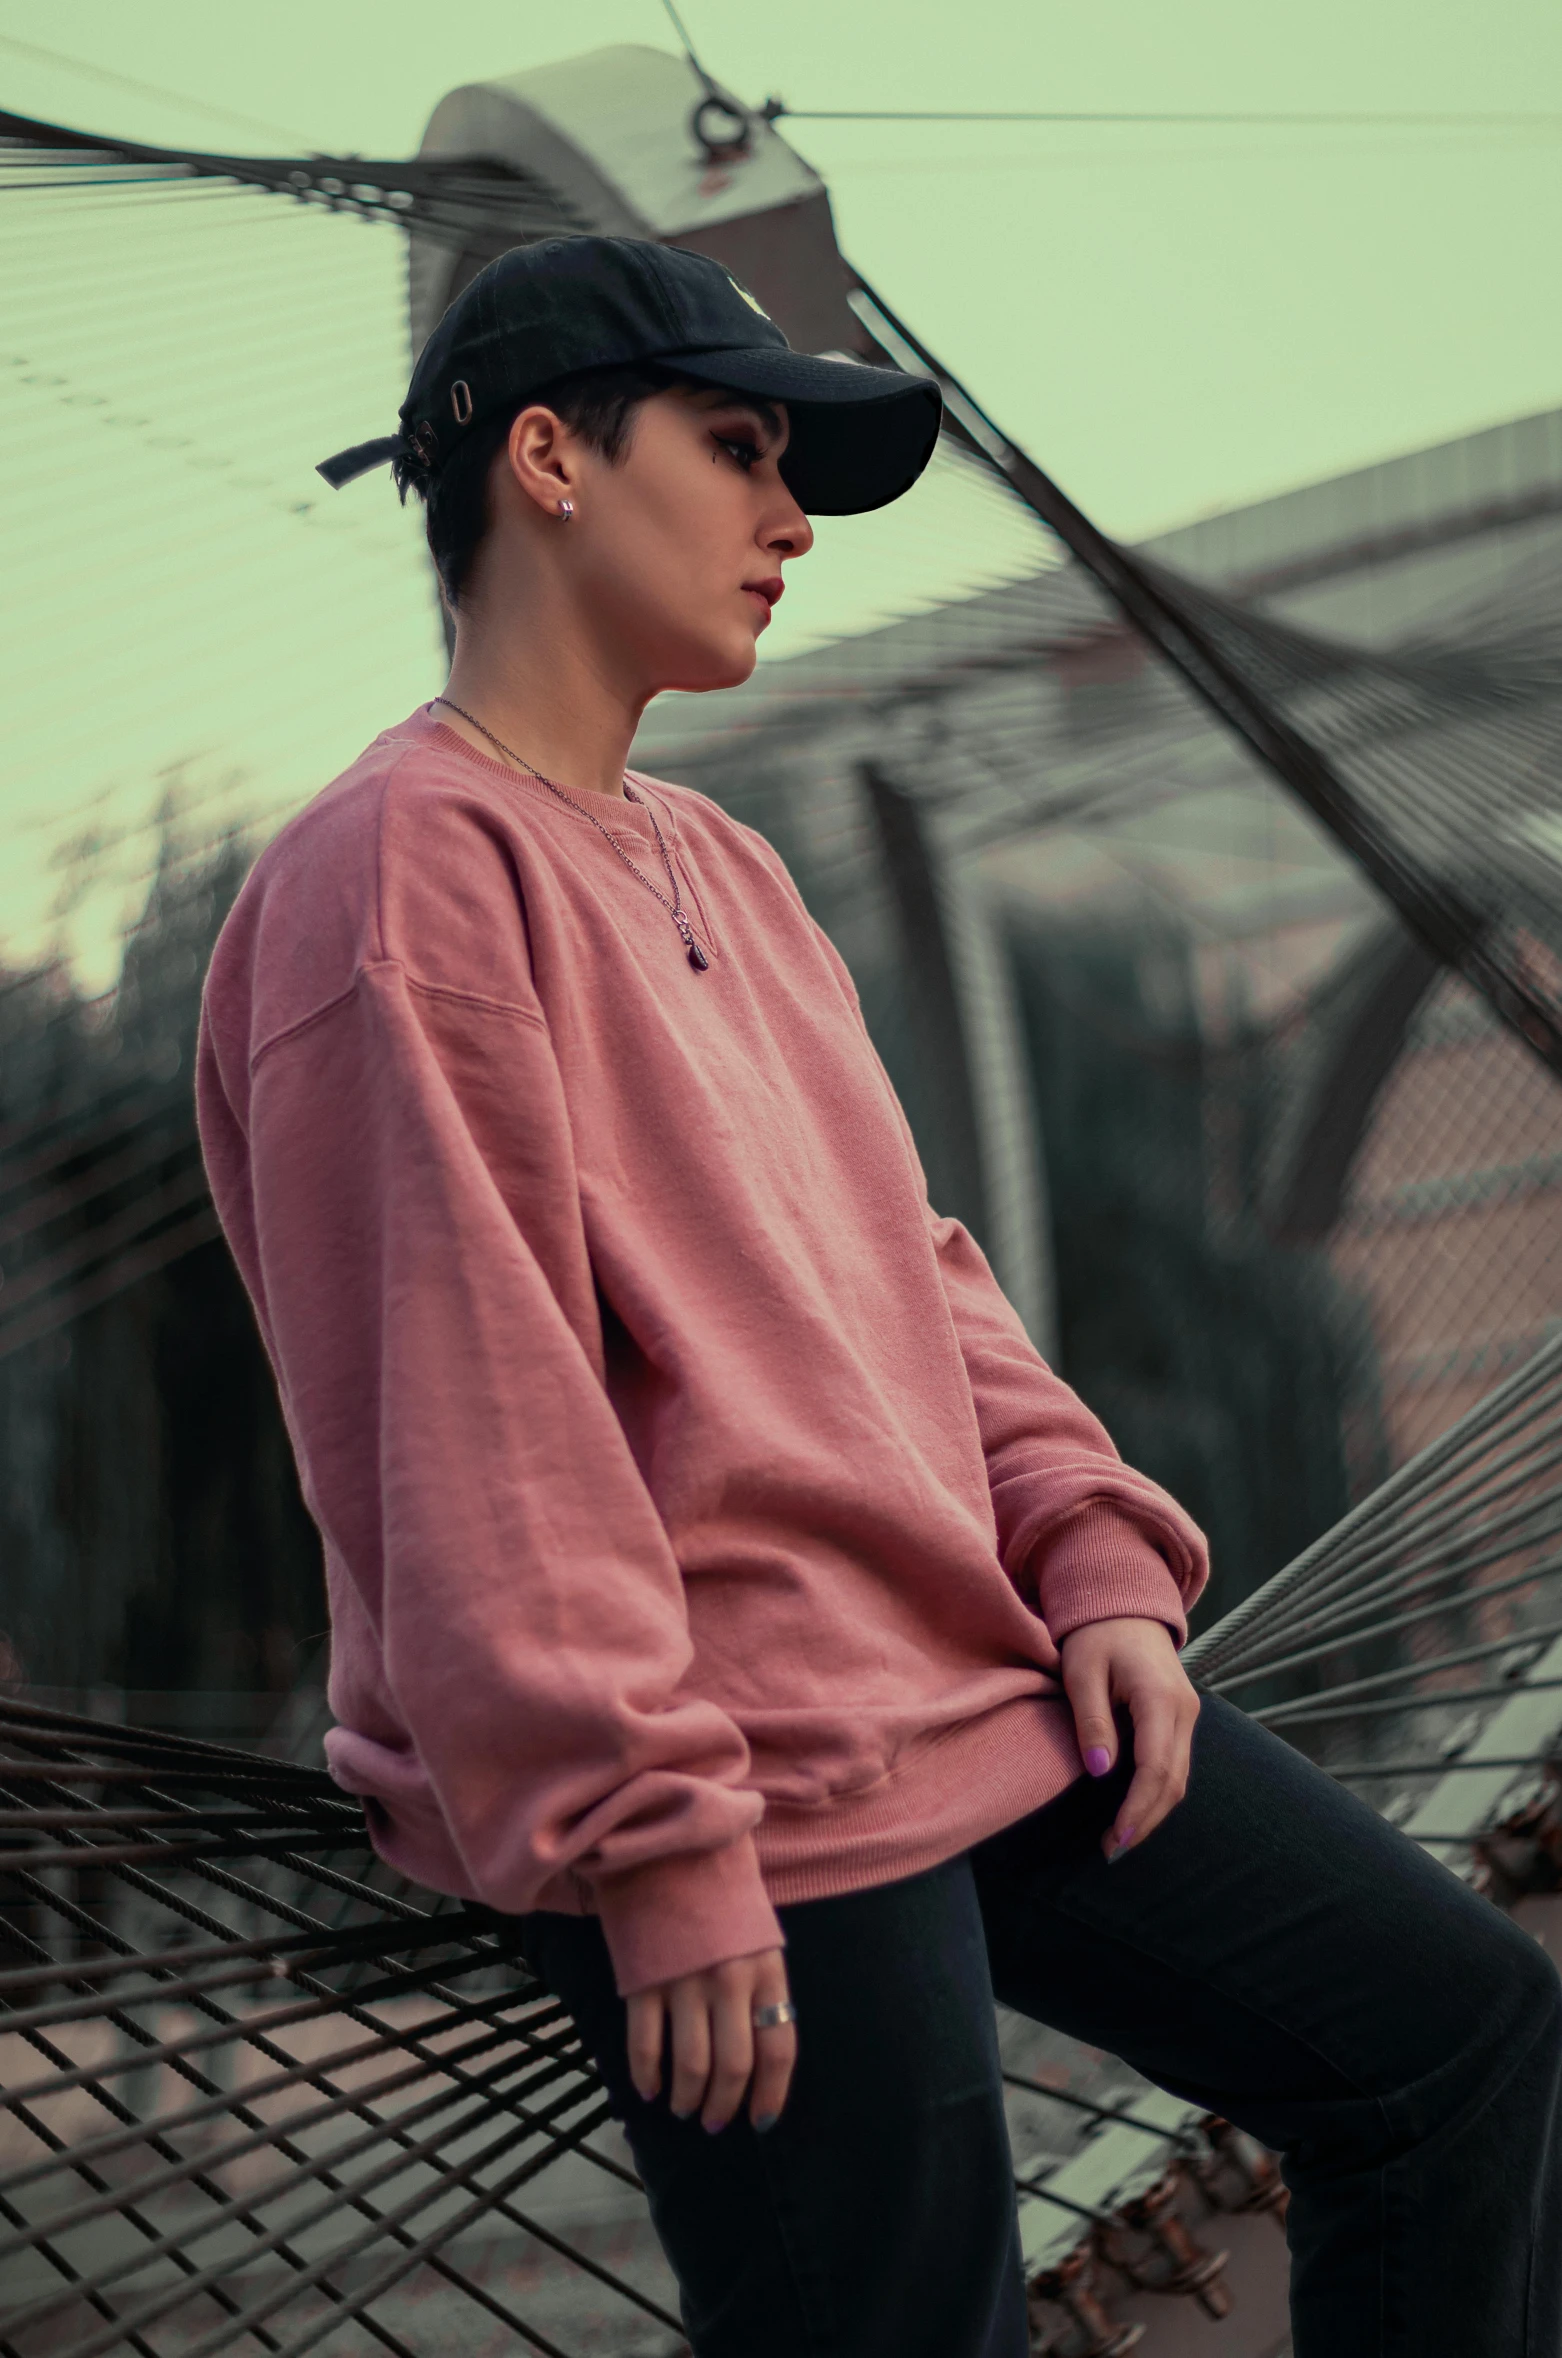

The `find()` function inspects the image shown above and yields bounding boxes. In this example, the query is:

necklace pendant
[686,938,710,971]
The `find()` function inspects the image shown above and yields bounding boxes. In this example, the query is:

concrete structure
[637,402,1562,1486]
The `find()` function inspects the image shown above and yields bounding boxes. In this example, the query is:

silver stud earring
[557,499,575,522]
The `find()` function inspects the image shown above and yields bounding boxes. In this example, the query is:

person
[197,235,1562,2358]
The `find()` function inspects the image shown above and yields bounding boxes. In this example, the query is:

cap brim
[669,348,942,515]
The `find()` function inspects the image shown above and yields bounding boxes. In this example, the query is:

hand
[625,1946,797,2135]
[1060,1616,1200,1863]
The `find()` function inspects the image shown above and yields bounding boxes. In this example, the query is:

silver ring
[751,2000,798,2031]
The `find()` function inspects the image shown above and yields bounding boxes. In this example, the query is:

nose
[764,487,814,563]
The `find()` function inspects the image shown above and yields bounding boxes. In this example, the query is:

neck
[438,598,645,801]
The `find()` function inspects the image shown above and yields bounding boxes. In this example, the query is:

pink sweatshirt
[197,707,1207,1995]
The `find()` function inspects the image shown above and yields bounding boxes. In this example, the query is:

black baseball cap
[317,234,942,517]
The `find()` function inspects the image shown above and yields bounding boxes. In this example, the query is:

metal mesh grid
[1,1691,1311,2358]
[0,1698,686,2358]
[1184,1326,1562,1859]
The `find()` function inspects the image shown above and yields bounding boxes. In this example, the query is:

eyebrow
[697,389,784,444]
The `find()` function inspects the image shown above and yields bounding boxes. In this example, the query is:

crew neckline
[418,705,673,842]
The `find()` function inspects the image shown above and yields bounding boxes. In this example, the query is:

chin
[662,633,760,696]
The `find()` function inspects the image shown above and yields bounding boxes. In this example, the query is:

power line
[821,131,1556,179]
[768,105,1562,127]
[657,0,720,100]
[649,0,1561,133]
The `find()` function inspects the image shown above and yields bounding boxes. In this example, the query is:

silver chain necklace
[433,696,710,972]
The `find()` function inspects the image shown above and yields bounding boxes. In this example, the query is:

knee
[1354,1901,1562,2183]
[1448,1899,1562,2094]
[1507,1912,1562,2056]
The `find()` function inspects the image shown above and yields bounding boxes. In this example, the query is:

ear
[502,404,583,519]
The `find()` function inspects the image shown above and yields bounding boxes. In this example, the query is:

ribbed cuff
[592,1832,784,1997]
[1037,1503,1190,1647]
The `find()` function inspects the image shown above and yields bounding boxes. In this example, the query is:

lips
[743,577,784,611]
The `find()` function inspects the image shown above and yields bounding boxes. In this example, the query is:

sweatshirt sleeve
[924,1210,1207,1645]
[799,904,1208,1646]
[200,952,781,1996]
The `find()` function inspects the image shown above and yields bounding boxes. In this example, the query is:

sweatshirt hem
[754,1689,1081,1905]
[521,1690,1083,1933]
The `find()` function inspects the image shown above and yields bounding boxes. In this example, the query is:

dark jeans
[518,1697,1562,2356]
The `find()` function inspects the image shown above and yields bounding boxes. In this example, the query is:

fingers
[625,1988,665,2104]
[632,1947,796,2135]
[1107,1682,1198,1862]
[1058,1618,1200,1860]
[746,1953,798,2133]
[701,1959,756,2134]
[1062,1640,1118,1780]
[667,1975,712,2120]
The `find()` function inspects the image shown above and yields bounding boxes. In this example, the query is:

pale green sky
[10,0,1560,531]
[2,2,1558,981]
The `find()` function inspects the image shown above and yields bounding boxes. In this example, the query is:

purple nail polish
[753,2112,779,2135]
[1108,1826,1137,1862]
[1085,1746,1112,1778]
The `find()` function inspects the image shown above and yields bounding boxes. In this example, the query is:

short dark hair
[393,360,692,607]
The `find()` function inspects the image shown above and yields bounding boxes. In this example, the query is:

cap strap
[315,436,405,489]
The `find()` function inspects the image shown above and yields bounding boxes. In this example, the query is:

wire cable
[769,104,1562,128]
[657,0,721,96]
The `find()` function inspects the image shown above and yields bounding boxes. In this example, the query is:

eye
[713,432,763,471]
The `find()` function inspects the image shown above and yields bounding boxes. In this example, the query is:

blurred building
[637,403,1562,1623]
